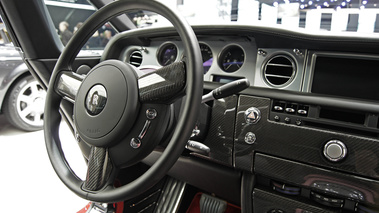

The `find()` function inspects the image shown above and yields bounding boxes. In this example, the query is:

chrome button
[285,107,295,113]
[146,108,157,120]
[274,106,284,111]
[244,132,256,144]
[323,140,347,162]
[244,107,261,124]
[130,138,142,149]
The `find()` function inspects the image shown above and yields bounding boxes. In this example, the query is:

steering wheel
[44,0,203,203]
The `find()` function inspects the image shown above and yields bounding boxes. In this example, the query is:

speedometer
[219,45,244,72]
[200,43,213,74]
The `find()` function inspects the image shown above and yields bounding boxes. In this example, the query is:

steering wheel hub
[74,61,139,147]
[85,84,107,116]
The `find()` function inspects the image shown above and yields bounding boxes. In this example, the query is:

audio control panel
[269,99,379,137]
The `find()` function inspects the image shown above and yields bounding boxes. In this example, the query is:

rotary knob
[244,132,256,144]
[244,107,261,124]
[323,140,347,162]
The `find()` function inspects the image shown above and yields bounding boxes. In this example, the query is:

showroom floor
[0,115,89,213]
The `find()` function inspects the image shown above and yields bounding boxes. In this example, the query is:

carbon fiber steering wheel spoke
[138,61,186,104]
[55,71,84,103]
[84,146,113,191]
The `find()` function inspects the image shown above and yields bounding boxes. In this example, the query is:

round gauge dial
[200,43,213,74]
[158,43,178,66]
[219,45,245,72]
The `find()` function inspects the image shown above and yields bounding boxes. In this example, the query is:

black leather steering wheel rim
[44,0,203,202]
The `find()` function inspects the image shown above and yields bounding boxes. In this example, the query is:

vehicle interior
[1,0,379,212]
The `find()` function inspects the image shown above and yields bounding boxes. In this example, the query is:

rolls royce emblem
[85,84,107,116]
[91,93,99,105]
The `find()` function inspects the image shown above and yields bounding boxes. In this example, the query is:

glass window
[127,0,379,36]
[45,0,116,50]
[45,0,379,46]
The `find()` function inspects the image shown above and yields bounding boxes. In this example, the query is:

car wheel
[3,75,46,131]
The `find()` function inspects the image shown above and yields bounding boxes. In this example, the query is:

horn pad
[74,60,139,147]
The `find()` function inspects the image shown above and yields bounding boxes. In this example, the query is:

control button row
[310,191,344,208]
[272,101,309,116]
[273,115,303,126]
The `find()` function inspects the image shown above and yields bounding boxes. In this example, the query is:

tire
[3,75,46,131]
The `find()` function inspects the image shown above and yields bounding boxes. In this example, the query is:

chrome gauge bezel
[218,44,245,73]
[199,42,213,74]
[156,42,178,66]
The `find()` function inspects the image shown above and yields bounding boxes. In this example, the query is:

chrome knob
[146,108,157,120]
[244,132,256,144]
[323,140,347,162]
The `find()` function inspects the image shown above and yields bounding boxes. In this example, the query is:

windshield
[44,0,378,50]
[128,0,379,36]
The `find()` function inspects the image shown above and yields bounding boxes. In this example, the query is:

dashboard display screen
[311,56,379,101]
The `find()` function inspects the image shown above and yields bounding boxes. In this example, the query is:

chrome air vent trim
[263,55,296,87]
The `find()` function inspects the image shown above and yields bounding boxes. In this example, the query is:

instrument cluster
[123,38,253,83]
[156,42,246,75]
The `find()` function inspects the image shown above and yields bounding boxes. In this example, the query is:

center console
[236,95,379,212]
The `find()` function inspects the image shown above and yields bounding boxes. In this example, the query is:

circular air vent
[263,55,296,87]
[128,50,143,67]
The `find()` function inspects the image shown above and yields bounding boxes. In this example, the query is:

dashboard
[103,25,379,212]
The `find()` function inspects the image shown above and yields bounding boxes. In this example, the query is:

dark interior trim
[142,151,242,205]
[241,172,254,213]
[204,82,379,114]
